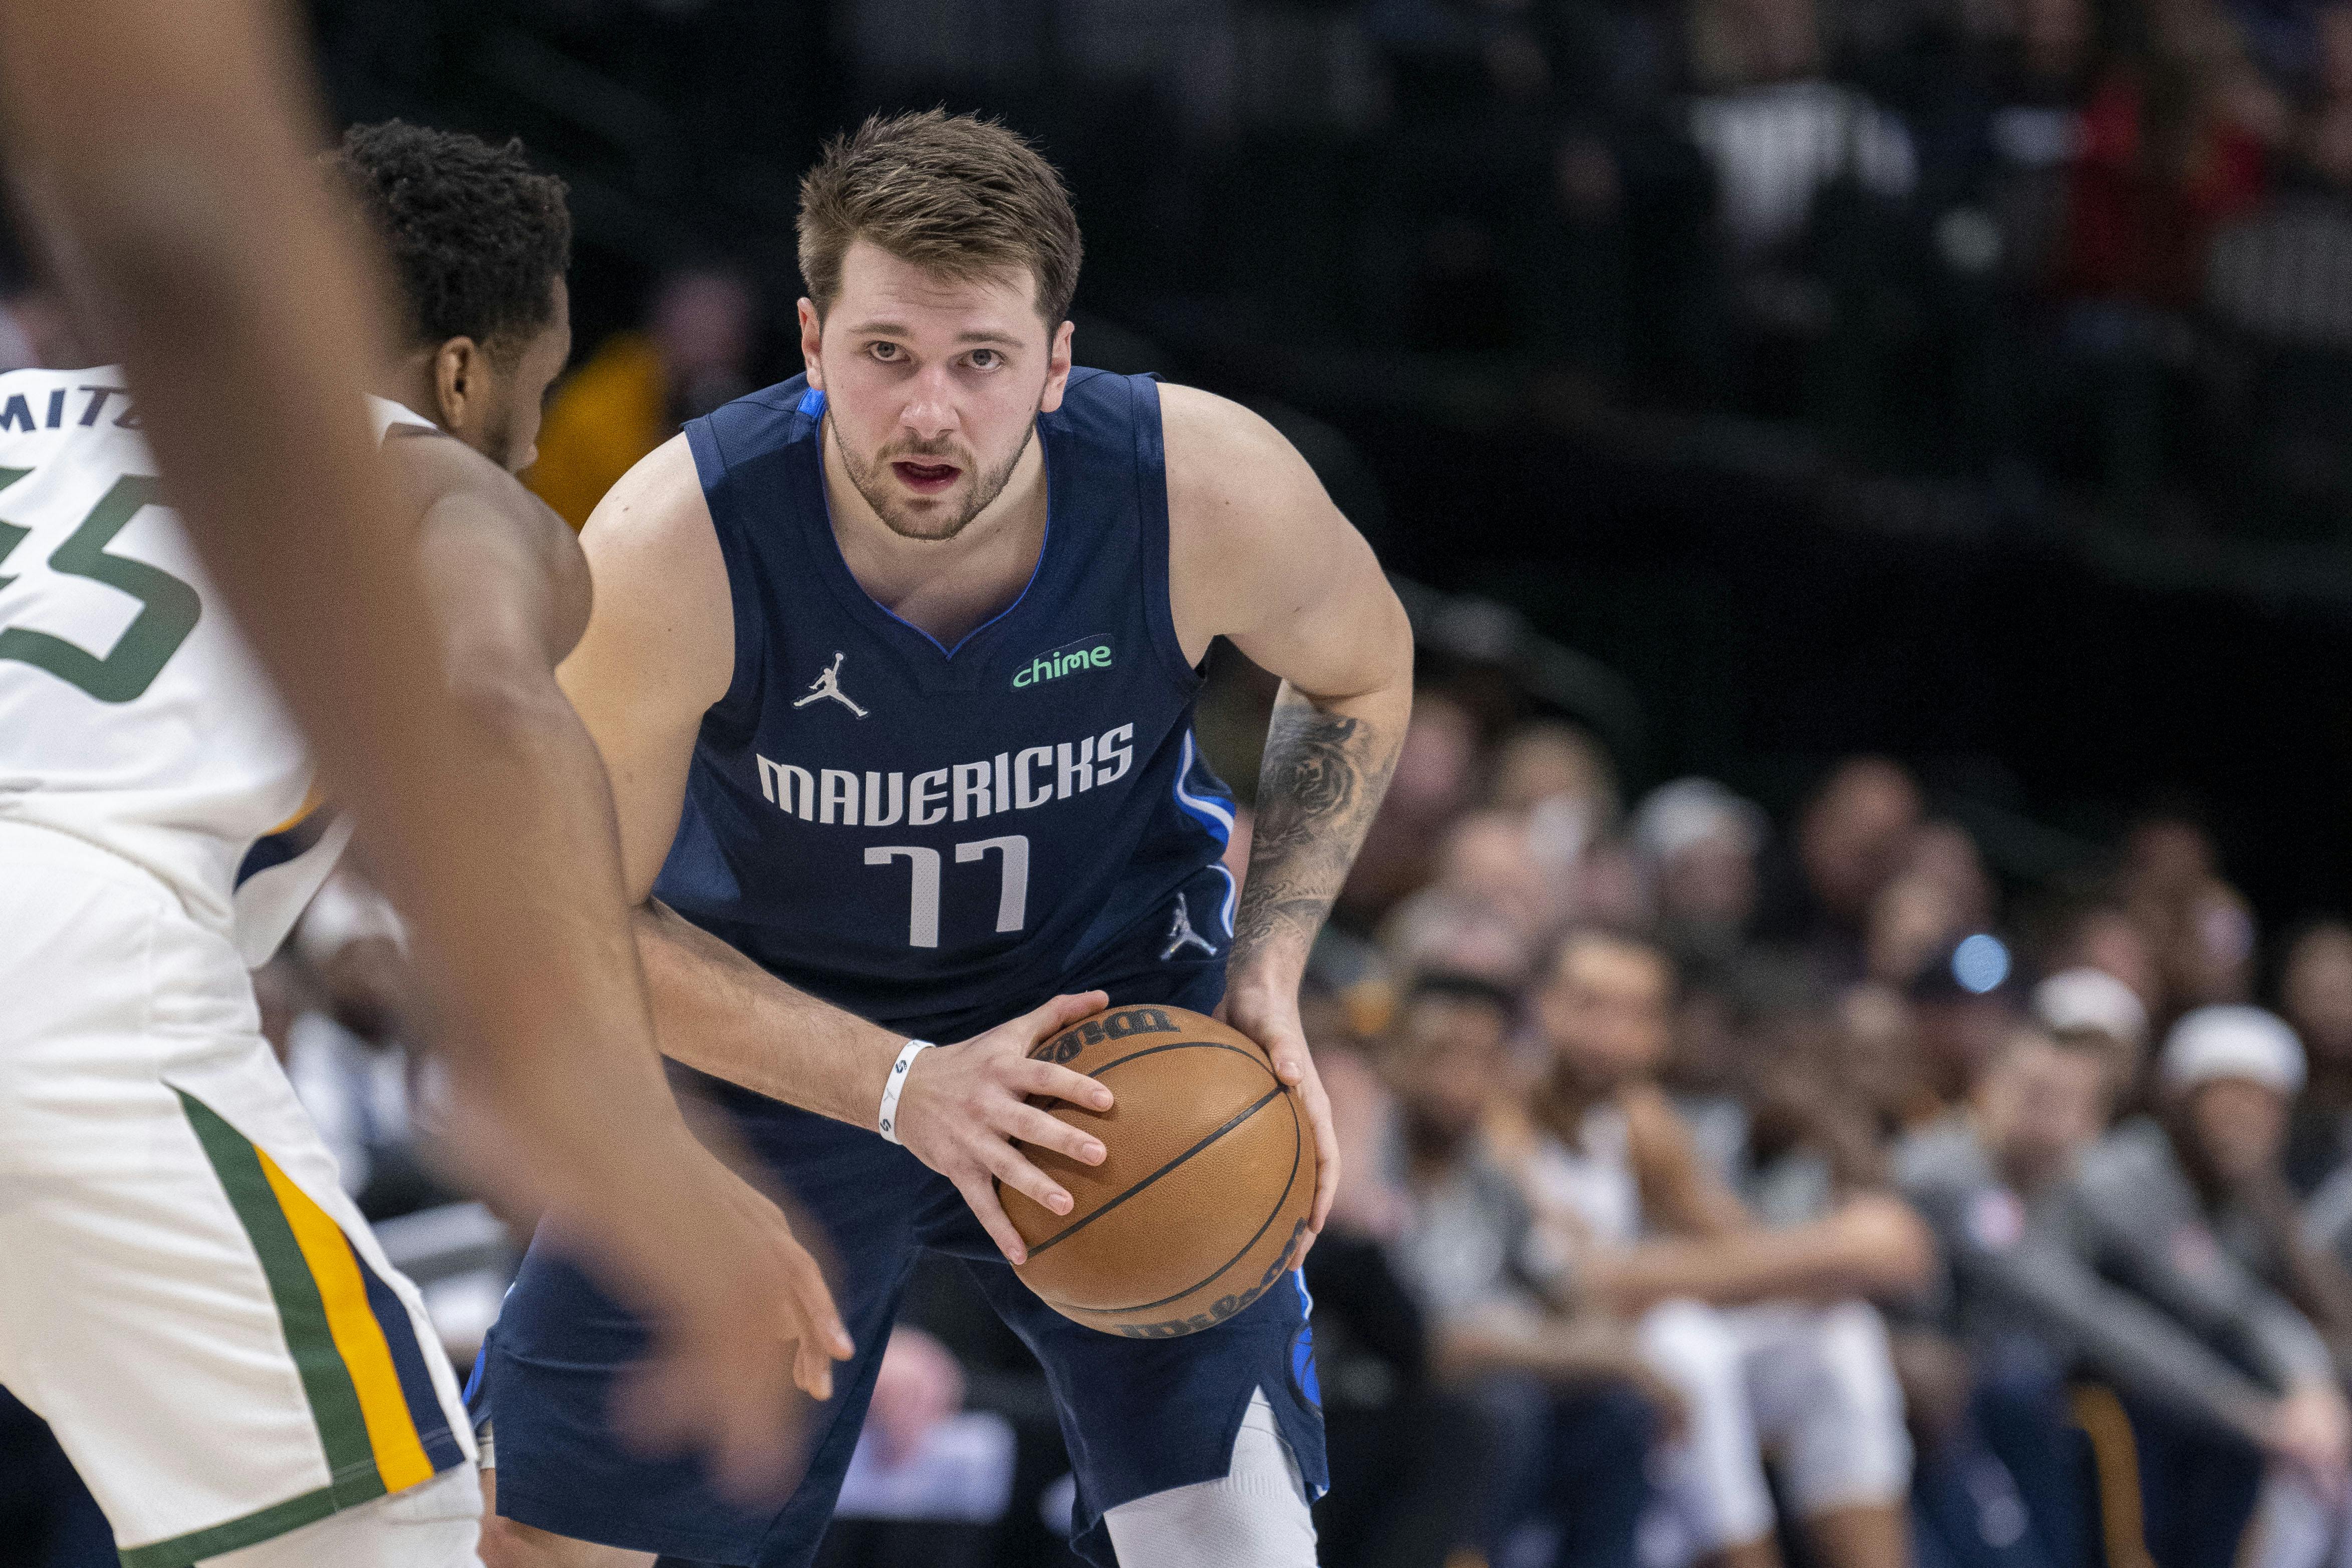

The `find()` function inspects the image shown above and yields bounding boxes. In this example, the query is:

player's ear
[798,298,824,390]
[431,336,481,432]
[1038,319,1074,414]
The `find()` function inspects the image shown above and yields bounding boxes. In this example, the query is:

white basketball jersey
[0,367,431,965]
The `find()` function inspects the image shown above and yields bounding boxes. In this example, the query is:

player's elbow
[442,656,576,749]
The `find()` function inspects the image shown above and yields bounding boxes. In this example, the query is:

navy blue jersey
[655,368,1237,1040]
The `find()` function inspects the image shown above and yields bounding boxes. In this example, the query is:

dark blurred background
[295,0,2352,935]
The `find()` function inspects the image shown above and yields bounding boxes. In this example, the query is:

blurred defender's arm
[0,0,843,1494]
[393,429,850,1409]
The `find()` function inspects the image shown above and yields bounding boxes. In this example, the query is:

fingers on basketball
[1002,1005,1318,1338]
[956,1169,1032,1264]
[1019,1057,1113,1109]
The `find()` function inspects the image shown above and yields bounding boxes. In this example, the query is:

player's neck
[822,422,1049,648]
[377,358,443,429]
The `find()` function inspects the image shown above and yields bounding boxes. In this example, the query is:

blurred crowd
[1280,695,2352,1568]
[834,0,2352,533]
[1368,0,2352,523]
[1332,0,2352,523]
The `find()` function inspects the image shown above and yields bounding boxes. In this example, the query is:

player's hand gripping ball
[996,1004,1317,1338]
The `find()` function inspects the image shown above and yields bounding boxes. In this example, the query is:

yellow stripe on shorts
[254,1150,436,1493]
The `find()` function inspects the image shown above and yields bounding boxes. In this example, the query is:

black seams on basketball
[998,1004,1316,1338]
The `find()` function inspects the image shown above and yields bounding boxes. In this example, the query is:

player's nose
[898,366,960,441]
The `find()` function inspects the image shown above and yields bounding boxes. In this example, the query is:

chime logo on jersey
[1012,634,1114,691]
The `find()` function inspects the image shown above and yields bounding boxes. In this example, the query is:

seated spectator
[2031,966,2153,1114]
[1338,692,1487,932]
[2281,920,2352,1195]
[1686,0,1919,259]
[1897,1026,2348,1568]
[1378,972,1668,1568]
[820,1327,1018,1568]
[2122,1008,2352,1568]
[1508,929,1930,1568]
[526,262,758,528]
[1909,934,2027,1116]
[1633,777,1769,967]
[2045,900,2165,1023]
[1757,757,1926,984]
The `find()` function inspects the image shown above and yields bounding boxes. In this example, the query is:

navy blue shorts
[475,949,1326,1567]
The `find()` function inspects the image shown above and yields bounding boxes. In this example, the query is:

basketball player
[0,8,847,1503]
[0,119,846,1566]
[477,110,1414,1568]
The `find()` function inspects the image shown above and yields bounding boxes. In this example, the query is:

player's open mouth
[892,461,961,494]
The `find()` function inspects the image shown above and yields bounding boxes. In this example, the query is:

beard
[830,413,1037,542]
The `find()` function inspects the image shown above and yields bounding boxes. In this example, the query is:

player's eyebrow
[841,319,1023,350]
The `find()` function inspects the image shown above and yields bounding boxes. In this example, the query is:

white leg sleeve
[1102,1389,1318,1568]
[1738,1301,1912,1517]
[201,1463,482,1567]
[1639,1299,1777,1553]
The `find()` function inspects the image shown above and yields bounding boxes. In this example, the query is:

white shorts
[0,821,475,1567]
[1638,1298,1912,1556]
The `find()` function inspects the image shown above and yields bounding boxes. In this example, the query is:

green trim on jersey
[114,1484,339,1568]
[173,1089,387,1503]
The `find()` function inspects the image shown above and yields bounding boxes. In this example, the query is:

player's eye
[968,348,1002,370]
[868,341,903,363]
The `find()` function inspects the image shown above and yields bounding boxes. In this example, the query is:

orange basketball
[999,1003,1316,1338]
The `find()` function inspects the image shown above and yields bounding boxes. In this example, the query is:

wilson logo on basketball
[1115,1217,1312,1339]
[1029,1006,1178,1064]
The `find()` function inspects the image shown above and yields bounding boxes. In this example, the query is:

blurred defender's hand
[604,1149,854,1503]
[893,991,1113,1265]
[1220,983,1339,1270]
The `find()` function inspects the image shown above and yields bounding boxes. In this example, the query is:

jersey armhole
[1130,374,1203,697]
[684,415,769,733]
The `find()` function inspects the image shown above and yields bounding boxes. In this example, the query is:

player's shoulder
[587,432,708,542]
[1159,382,1322,530]
[689,374,819,465]
[1156,382,1293,464]
[575,433,725,610]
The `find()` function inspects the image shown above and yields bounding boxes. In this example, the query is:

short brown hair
[797,110,1082,327]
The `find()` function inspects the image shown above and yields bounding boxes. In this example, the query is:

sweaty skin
[0,0,847,1500]
[555,243,1413,1270]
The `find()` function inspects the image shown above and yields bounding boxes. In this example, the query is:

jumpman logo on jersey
[792,652,869,718]
[1160,893,1218,961]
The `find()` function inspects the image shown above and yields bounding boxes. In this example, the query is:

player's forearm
[397,681,739,1290]
[1226,679,1409,997]
[635,899,909,1128]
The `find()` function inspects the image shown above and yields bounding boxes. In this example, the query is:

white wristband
[877,1039,935,1144]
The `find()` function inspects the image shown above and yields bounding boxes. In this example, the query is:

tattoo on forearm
[1233,695,1398,961]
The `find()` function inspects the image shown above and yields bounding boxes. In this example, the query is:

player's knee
[1102,1389,1317,1568]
